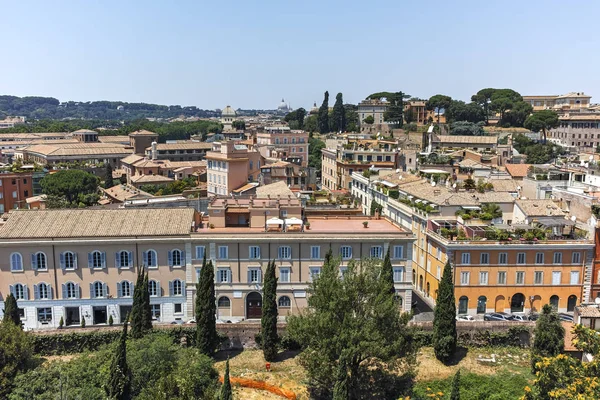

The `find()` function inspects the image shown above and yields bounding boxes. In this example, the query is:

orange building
[0,173,33,213]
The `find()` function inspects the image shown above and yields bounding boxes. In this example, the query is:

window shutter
[128,251,133,268]
[117,282,122,298]
[101,252,106,268]
[247,270,251,283]
[103,283,108,297]
[31,254,37,270]
[131,281,135,294]
[33,284,39,300]
[258,269,262,283]
[115,252,120,268]
[143,251,148,267]
[168,251,173,267]
[181,251,185,265]
[88,253,93,268]
[48,284,53,300]
[62,283,67,299]
[228,269,232,283]
[74,253,78,269]
[168,281,174,296]
[76,284,80,299]
[156,280,161,296]
[90,283,95,298]
[23,285,29,300]
[60,253,65,269]
[9,285,14,297]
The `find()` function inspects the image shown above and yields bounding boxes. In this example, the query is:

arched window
[549,295,559,310]
[34,252,47,270]
[93,281,105,298]
[149,280,159,297]
[278,296,291,307]
[145,250,158,268]
[426,282,431,297]
[13,283,25,300]
[11,252,23,271]
[65,282,78,299]
[118,251,131,268]
[63,251,76,270]
[170,249,183,267]
[91,251,104,269]
[477,296,487,314]
[458,296,469,314]
[119,281,132,297]
[37,283,50,299]
[218,296,231,307]
[567,295,577,312]
[171,279,183,296]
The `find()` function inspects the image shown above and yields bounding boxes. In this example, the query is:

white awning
[266,218,284,225]
[285,217,303,225]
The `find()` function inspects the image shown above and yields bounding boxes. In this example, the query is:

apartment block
[548,113,600,150]
[0,172,33,213]
[256,127,309,167]
[206,141,263,195]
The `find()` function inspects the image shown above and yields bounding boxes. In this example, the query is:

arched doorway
[511,293,525,313]
[477,296,487,314]
[458,296,469,314]
[246,292,262,319]
[531,295,542,313]
[419,275,424,292]
[549,295,559,310]
[412,272,416,286]
[567,295,577,312]
[495,295,505,312]
[426,282,430,297]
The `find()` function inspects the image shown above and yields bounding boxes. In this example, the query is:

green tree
[196,254,218,356]
[524,109,560,144]
[318,91,330,133]
[287,254,416,399]
[463,177,476,190]
[262,260,279,361]
[445,100,485,124]
[433,261,457,364]
[105,321,131,400]
[130,267,151,338]
[490,89,522,123]
[220,359,233,400]
[531,304,564,373]
[381,247,394,295]
[0,322,33,397]
[450,370,460,400]
[471,88,496,125]
[104,163,114,188]
[449,121,485,136]
[344,104,359,132]
[3,293,21,327]
[332,350,350,400]
[383,92,405,127]
[231,120,245,130]
[331,93,347,132]
[363,115,375,124]
[40,169,99,207]
[308,136,326,173]
[404,107,415,124]
[370,200,382,216]
[304,114,318,132]
[503,101,533,127]
[426,94,452,124]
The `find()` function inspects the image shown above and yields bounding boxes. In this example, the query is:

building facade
[256,127,309,167]
[206,141,263,196]
[548,114,600,150]
[0,173,33,213]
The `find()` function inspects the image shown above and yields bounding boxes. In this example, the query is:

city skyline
[1,1,599,110]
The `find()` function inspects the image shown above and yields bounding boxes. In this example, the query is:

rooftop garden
[455,203,502,221]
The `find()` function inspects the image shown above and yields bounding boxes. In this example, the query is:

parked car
[528,313,539,321]
[186,319,196,324]
[558,313,574,322]
[170,319,184,325]
[511,314,529,322]
[483,312,514,321]
[456,314,475,321]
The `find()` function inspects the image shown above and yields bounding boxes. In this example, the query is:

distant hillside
[0,95,220,120]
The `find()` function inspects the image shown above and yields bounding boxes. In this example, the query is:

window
[116,250,132,268]
[92,281,106,298]
[118,281,132,297]
[553,252,563,264]
[170,280,183,296]
[217,268,230,283]
[572,252,581,264]
[393,267,404,282]
[341,246,352,259]
[534,271,544,285]
[218,297,231,307]
[309,246,320,259]
[174,303,183,314]
[498,253,507,265]
[279,267,290,283]
[278,246,291,259]
[218,246,228,260]
[149,280,159,297]
[278,296,291,307]
[570,271,580,285]
[11,252,23,271]
[461,253,470,265]
[370,246,383,258]
[437,266,441,280]
[61,251,76,270]
[535,253,544,264]
[309,267,321,281]
[35,283,51,299]
[436,247,442,260]
[426,260,431,272]
[340,267,348,278]
[195,246,205,260]
[516,253,526,264]
[248,268,262,283]
[32,252,47,270]
[516,271,525,285]
[150,304,161,320]
[169,249,183,267]
[11,283,26,300]
[497,271,507,285]
[89,251,105,269]
[64,282,78,299]
[480,253,489,265]
[249,246,261,259]
[144,250,158,268]
[479,271,489,285]
[552,271,562,285]
[460,272,470,285]
[37,307,52,323]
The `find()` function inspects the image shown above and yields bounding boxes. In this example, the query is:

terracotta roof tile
[505,164,532,178]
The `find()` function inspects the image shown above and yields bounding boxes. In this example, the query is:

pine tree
[220,358,233,400]
[141,270,152,332]
[104,163,114,188]
[2,293,21,327]
[261,260,279,361]
[197,254,218,356]
[432,261,457,364]
[381,247,395,295]
[130,267,150,339]
[318,91,330,134]
[331,93,346,133]
[332,351,350,400]
[450,370,460,400]
[531,304,564,372]
[105,321,131,400]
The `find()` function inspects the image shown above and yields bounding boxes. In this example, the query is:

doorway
[246,292,262,319]
[120,305,132,323]
[511,293,525,313]
[567,295,577,312]
[65,307,80,326]
[93,306,107,325]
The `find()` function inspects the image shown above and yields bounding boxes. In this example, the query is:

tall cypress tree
[450,370,460,400]
[432,261,457,364]
[196,254,218,356]
[105,321,131,400]
[331,93,346,133]
[531,304,564,372]
[3,293,21,328]
[220,358,233,400]
[141,270,152,332]
[318,91,330,134]
[262,260,279,361]
[130,267,149,338]
[104,163,114,188]
[381,247,394,295]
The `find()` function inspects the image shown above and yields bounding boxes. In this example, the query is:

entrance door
[511,293,525,313]
[93,306,107,325]
[65,307,80,326]
[567,295,577,312]
[120,305,132,323]
[246,292,262,319]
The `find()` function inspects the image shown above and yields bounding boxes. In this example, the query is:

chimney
[151,141,158,161]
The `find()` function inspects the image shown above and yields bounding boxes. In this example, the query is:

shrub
[0,322,35,397]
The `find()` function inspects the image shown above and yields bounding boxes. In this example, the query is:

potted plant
[305,221,311,230]
[108,315,114,326]
[363,221,369,228]
[58,316,64,329]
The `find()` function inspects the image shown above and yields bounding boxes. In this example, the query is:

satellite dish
[396,169,400,173]
[595,297,600,305]
[452,183,457,189]
[570,215,577,222]
[431,181,436,187]
[516,186,521,191]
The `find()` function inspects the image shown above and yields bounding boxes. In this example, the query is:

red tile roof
[505,163,532,178]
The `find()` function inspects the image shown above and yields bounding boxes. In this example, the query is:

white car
[511,314,529,322]
[456,314,475,321]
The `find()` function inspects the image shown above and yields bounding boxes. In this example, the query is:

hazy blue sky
[1,1,599,110]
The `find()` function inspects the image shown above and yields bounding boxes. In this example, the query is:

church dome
[278,98,289,111]
[222,105,236,117]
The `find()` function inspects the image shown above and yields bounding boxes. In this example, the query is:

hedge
[412,325,531,348]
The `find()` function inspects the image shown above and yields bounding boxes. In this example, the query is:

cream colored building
[523,92,592,112]
[206,141,263,195]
